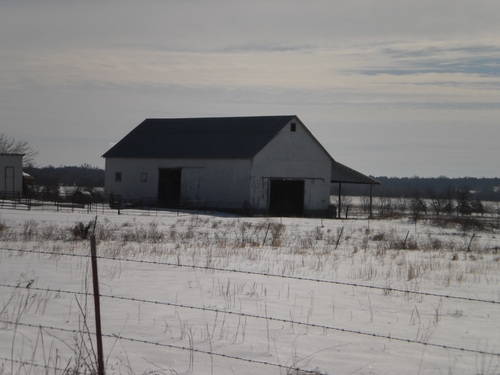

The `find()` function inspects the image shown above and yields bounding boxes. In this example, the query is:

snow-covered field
[0,208,499,375]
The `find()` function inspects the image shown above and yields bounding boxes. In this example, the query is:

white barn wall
[105,158,251,209]
[0,154,23,194]
[250,120,332,214]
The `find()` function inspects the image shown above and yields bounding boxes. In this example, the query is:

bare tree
[0,133,37,166]
[342,195,352,218]
[410,192,427,223]
[455,188,472,216]
[377,196,394,217]
[360,195,371,214]
[443,187,455,215]
[471,199,485,216]
[395,197,408,214]
[428,189,448,216]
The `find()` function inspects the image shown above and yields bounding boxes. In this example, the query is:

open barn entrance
[158,168,181,207]
[269,179,304,216]
[4,167,15,192]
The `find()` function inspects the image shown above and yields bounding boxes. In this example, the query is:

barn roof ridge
[143,115,296,121]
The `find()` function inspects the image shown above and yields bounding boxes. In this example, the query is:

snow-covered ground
[0,208,499,375]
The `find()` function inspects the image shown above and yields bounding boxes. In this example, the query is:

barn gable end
[250,117,333,215]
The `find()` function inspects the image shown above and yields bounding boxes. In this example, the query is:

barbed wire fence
[0,283,499,357]
[1,247,499,305]
[0,319,323,375]
[1,236,500,374]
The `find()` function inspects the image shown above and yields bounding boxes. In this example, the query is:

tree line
[342,176,500,201]
[25,166,500,202]
[25,165,104,189]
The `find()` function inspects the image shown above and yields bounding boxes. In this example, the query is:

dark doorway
[158,168,181,207]
[4,167,15,192]
[269,179,304,216]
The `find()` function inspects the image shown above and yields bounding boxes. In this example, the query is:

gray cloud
[219,43,316,53]
[381,45,500,59]
[411,80,500,89]
[358,44,500,76]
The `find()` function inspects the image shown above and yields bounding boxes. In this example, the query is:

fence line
[390,230,499,241]
[0,196,253,218]
[1,246,499,305]
[2,282,500,357]
[0,319,320,374]
[1,201,499,242]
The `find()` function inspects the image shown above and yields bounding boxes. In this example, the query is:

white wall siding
[250,120,332,213]
[105,158,251,208]
[0,154,23,194]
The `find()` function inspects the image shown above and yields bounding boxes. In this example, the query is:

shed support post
[369,184,373,219]
[338,182,342,219]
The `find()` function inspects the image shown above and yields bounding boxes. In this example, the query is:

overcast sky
[1,0,500,177]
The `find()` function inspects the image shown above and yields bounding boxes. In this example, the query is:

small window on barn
[290,122,296,132]
[140,172,148,183]
[115,172,122,182]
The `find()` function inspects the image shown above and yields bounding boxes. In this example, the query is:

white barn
[103,116,377,216]
[0,153,23,195]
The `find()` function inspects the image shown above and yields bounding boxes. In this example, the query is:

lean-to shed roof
[331,161,379,185]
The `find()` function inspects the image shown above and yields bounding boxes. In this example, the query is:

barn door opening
[158,168,181,207]
[4,167,15,192]
[269,179,304,216]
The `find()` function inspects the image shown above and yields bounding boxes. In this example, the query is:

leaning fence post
[403,230,410,249]
[467,233,476,252]
[335,226,344,250]
[90,230,105,375]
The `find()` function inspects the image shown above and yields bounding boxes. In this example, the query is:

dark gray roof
[331,161,379,185]
[103,116,296,159]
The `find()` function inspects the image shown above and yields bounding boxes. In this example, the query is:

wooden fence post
[338,183,342,219]
[369,185,373,219]
[90,234,105,375]
[335,226,344,250]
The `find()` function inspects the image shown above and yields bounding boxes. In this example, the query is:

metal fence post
[90,234,105,375]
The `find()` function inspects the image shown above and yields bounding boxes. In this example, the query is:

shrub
[371,232,386,241]
[0,221,6,240]
[22,220,38,240]
[147,222,164,242]
[270,223,285,247]
[431,216,485,232]
[72,221,93,240]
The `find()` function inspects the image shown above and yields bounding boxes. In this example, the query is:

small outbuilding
[0,153,23,196]
[103,116,378,216]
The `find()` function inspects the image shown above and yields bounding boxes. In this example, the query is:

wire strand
[1,283,499,357]
[0,319,319,374]
[1,246,499,305]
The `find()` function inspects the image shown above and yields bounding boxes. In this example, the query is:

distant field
[0,208,499,375]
